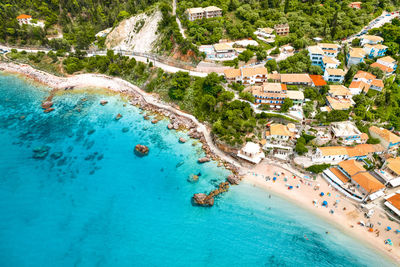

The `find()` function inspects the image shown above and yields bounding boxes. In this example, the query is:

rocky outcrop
[227,174,240,185]
[115,113,123,120]
[134,144,149,156]
[32,145,50,159]
[100,100,108,106]
[198,157,210,163]
[151,119,158,124]
[187,174,199,183]
[179,137,186,143]
[193,193,214,206]
[167,124,173,130]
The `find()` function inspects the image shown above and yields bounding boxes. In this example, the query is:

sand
[244,161,400,263]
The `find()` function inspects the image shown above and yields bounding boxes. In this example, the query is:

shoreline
[1,62,399,264]
[243,162,400,264]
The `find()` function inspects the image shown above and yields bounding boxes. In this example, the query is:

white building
[265,123,295,142]
[384,192,400,217]
[186,6,222,21]
[17,14,32,25]
[237,142,265,164]
[360,35,384,46]
[331,121,368,145]
[323,68,345,83]
[347,48,366,67]
[318,43,341,57]
[224,67,268,85]
[371,56,398,75]
[375,157,400,187]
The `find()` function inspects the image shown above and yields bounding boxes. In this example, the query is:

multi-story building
[308,45,324,66]
[375,157,400,187]
[323,68,345,83]
[313,144,384,164]
[286,90,305,106]
[249,83,287,108]
[349,70,384,94]
[280,74,313,86]
[16,14,32,25]
[318,43,341,57]
[265,123,295,141]
[363,44,388,58]
[326,85,353,110]
[347,48,366,67]
[349,2,362,9]
[224,67,268,85]
[369,126,400,151]
[331,121,368,145]
[371,56,397,75]
[186,6,222,21]
[360,35,384,46]
[274,23,289,36]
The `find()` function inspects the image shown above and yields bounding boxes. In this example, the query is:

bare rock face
[198,157,210,163]
[192,193,214,206]
[134,144,149,156]
[100,100,108,106]
[179,137,186,143]
[227,174,240,185]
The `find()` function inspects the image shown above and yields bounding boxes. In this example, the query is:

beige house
[237,142,265,164]
[326,85,353,110]
[280,74,313,86]
[274,23,289,36]
[265,124,295,141]
[223,67,268,85]
[369,126,400,151]
[186,6,222,21]
[375,157,400,187]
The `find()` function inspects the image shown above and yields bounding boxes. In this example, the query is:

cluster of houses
[185,6,222,21]
[347,35,390,66]
[199,39,258,60]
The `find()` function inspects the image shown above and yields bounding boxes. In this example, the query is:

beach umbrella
[395,230,400,234]
[368,228,373,232]
[322,201,328,206]
[288,186,293,190]
[273,177,277,181]
[386,226,392,231]
[320,192,325,196]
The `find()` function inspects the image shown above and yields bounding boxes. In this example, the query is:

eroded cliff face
[105,10,161,53]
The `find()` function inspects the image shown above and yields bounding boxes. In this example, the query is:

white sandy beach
[1,61,400,263]
[244,161,400,263]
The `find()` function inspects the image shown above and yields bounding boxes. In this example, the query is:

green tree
[281,98,293,112]
[169,71,191,100]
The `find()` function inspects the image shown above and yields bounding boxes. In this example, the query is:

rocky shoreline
[0,62,242,201]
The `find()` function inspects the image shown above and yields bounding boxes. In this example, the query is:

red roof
[17,14,32,19]
[371,62,394,73]
[309,75,327,87]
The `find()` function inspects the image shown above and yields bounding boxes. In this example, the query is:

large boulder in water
[227,174,240,185]
[198,157,210,163]
[193,193,214,206]
[134,144,149,156]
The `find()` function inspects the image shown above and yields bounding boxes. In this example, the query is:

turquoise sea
[0,73,396,267]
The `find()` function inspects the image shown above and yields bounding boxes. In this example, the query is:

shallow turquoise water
[0,73,396,267]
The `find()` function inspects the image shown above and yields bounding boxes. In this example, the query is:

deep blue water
[0,73,396,267]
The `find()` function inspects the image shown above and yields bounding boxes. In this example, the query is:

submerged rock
[50,152,63,160]
[41,101,53,109]
[134,144,149,156]
[115,113,123,120]
[193,193,214,206]
[122,127,129,133]
[151,119,158,124]
[32,145,50,159]
[87,129,96,135]
[179,137,186,143]
[198,157,210,163]
[100,100,108,106]
[187,174,199,183]
[167,124,173,130]
[43,108,54,113]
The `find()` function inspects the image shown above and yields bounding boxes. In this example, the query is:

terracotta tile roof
[280,74,312,84]
[362,35,384,42]
[369,126,400,144]
[241,67,268,77]
[319,146,348,156]
[309,75,327,86]
[260,27,274,34]
[318,43,340,50]
[346,144,376,157]
[213,43,233,51]
[338,159,364,176]
[387,194,400,210]
[364,44,388,50]
[360,133,369,141]
[386,157,400,176]
[224,69,241,79]
[322,56,339,65]
[286,90,304,100]
[268,72,281,81]
[330,167,350,183]
[17,14,32,19]
[325,68,345,76]
[349,81,370,93]
[329,85,351,96]
[351,172,385,193]
[370,62,394,73]
[349,48,366,58]
[308,46,324,55]
[203,6,222,12]
[269,124,294,137]
[187,7,204,14]
[378,56,396,64]
[326,96,352,110]
[371,79,384,88]
[261,82,286,92]
[354,70,376,80]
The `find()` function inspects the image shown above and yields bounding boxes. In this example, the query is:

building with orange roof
[374,56,397,75]
[326,85,353,110]
[349,80,370,95]
[354,70,376,81]
[323,159,385,201]
[309,75,327,87]
[369,126,400,151]
[370,79,384,92]
[347,48,366,67]
[248,83,286,108]
[375,157,400,187]
[349,2,362,9]
[265,123,295,141]
[360,35,384,46]
[363,44,388,58]
[384,192,400,217]
[223,67,268,85]
[313,144,383,164]
[349,70,383,94]
[323,68,345,83]
[16,14,32,25]
[370,62,395,75]
[280,74,313,86]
